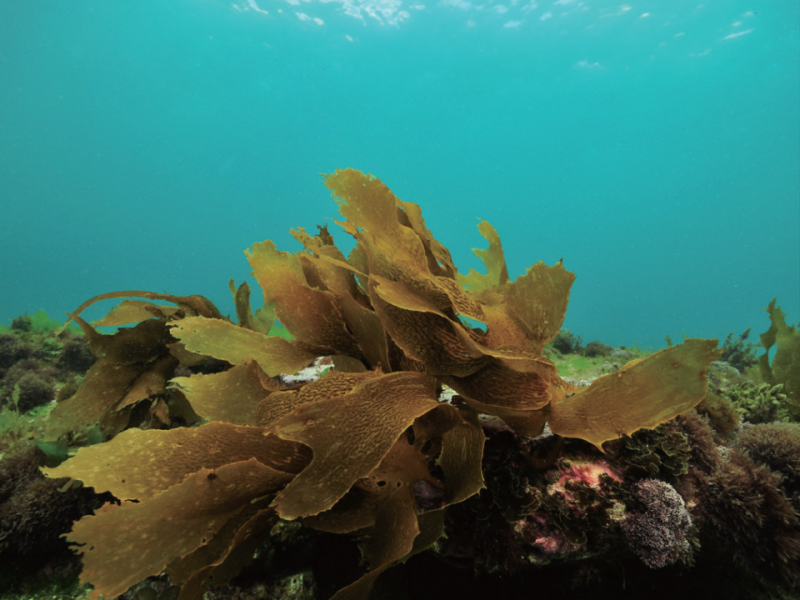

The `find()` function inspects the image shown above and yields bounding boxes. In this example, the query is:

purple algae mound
[621,478,693,568]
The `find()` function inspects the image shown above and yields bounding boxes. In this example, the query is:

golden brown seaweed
[246,239,361,356]
[759,298,800,410]
[548,339,721,449]
[171,359,279,425]
[269,371,441,520]
[169,316,320,377]
[91,299,181,327]
[45,167,719,600]
[66,459,291,599]
[229,279,276,334]
[43,421,310,501]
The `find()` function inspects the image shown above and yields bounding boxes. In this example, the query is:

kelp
[43,168,719,600]
[759,298,800,420]
[548,338,719,449]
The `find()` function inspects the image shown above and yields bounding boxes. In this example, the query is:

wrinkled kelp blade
[270,371,440,520]
[72,314,173,365]
[439,412,486,504]
[44,421,309,501]
[457,219,510,293]
[759,298,800,404]
[246,239,360,354]
[303,403,484,535]
[229,279,276,334]
[168,506,278,600]
[324,169,435,299]
[396,198,457,279]
[117,354,177,409]
[44,360,143,441]
[171,360,279,425]
[548,339,721,449]
[169,316,319,376]
[300,407,450,534]
[69,459,291,600]
[324,169,424,272]
[256,370,378,429]
[445,357,554,412]
[56,290,221,334]
[502,260,575,353]
[330,486,420,600]
[291,226,362,299]
[369,277,488,377]
[92,299,181,327]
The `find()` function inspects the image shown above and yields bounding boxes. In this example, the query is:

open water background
[1,0,798,348]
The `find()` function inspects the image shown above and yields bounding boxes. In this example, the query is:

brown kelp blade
[548,338,721,449]
[457,219,510,293]
[91,299,181,327]
[171,359,280,426]
[229,279,276,334]
[169,315,320,377]
[55,290,222,334]
[168,506,279,600]
[246,239,361,355]
[302,403,484,535]
[330,486,420,600]
[269,371,441,521]
[66,459,291,600]
[759,298,800,407]
[43,421,309,501]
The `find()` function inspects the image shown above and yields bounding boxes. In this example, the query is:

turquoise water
[1,0,797,348]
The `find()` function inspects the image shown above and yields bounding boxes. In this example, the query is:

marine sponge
[621,479,694,568]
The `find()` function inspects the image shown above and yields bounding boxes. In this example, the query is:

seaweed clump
[42,169,720,600]
[697,449,800,588]
[0,443,109,587]
[0,314,97,415]
[620,479,694,569]
[758,299,800,420]
[582,341,614,358]
[694,391,741,438]
[604,421,693,482]
[441,429,631,573]
[720,328,759,373]
[7,372,54,412]
[722,382,789,424]
[0,333,32,374]
[551,329,583,355]
[57,334,96,374]
[737,422,800,503]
